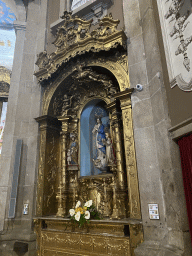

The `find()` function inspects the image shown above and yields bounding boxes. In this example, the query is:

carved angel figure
[67,149,72,165]
[165,0,184,20]
[74,66,100,82]
[68,133,78,164]
[170,12,190,38]
[102,132,115,164]
[175,36,192,56]
[104,80,117,97]
[61,94,74,115]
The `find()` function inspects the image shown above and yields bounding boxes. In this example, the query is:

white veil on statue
[71,0,91,11]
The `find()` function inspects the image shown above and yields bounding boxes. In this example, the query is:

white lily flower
[75,201,81,208]
[85,211,90,220]
[75,211,81,221]
[84,200,93,207]
[69,209,75,216]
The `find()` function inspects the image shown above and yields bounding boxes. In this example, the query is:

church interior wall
[47,0,124,55]
[155,0,192,128]
[0,0,49,255]
[123,0,192,255]
[0,0,191,255]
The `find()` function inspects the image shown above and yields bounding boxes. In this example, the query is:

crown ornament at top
[34,11,126,82]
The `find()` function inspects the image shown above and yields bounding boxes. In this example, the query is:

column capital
[114,88,134,100]
[35,115,61,131]
[114,89,134,110]
[57,115,71,123]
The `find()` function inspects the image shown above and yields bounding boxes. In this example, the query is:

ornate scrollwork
[34,12,126,82]
[51,66,119,117]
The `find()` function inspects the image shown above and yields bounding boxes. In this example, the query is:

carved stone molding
[34,12,126,82]
[82,1,112,25]
[170,73,192,91]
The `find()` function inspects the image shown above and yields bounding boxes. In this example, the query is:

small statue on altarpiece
[67,133,78,165]
[67,149,72,165]
[102,131,115,165]
[92,117,107,170]
[92,117,115,171]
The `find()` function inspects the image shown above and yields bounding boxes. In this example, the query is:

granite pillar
[123,0,192,255]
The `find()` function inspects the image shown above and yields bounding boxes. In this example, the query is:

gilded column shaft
[36,127,47,216]
[118,90,141,219]
[35,115,61,216]
[114,122,125,189]
[61,131,67,187]
[57,116,70,216]
[107,102,125,190]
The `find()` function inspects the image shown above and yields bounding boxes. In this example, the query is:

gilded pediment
[34,12,127,82]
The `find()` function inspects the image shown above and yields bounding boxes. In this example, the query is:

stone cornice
[168,116,192,140]
[13,20,26,31]
[170,74,192,91]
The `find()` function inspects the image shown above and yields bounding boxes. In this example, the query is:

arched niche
[36,53,141,223]
[47,65,119,117]
[80,99,111,176]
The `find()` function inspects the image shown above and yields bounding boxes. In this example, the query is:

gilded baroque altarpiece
[34,12,143,256]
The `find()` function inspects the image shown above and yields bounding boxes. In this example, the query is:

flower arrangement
[69,200,100,227]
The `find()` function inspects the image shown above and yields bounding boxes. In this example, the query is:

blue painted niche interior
[80,99,109,176]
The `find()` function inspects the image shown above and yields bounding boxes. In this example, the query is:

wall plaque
[148,204,159,220]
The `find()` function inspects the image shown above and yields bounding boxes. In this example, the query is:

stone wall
[123,0,192,255]
[156,0,192,127]
[0,0,48,255]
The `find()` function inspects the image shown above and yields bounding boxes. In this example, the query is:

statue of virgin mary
[71,0,90,11]
[92,117,107,169]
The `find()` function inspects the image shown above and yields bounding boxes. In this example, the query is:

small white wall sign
[148,204,159,220]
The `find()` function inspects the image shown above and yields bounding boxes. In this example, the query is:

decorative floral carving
[46,137,58,207]
[165,0,192,71]
[35,51,50,69]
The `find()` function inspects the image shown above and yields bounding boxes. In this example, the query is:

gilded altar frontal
[0,0,192,256]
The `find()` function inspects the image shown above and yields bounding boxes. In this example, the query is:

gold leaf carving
[34,12,126,82]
